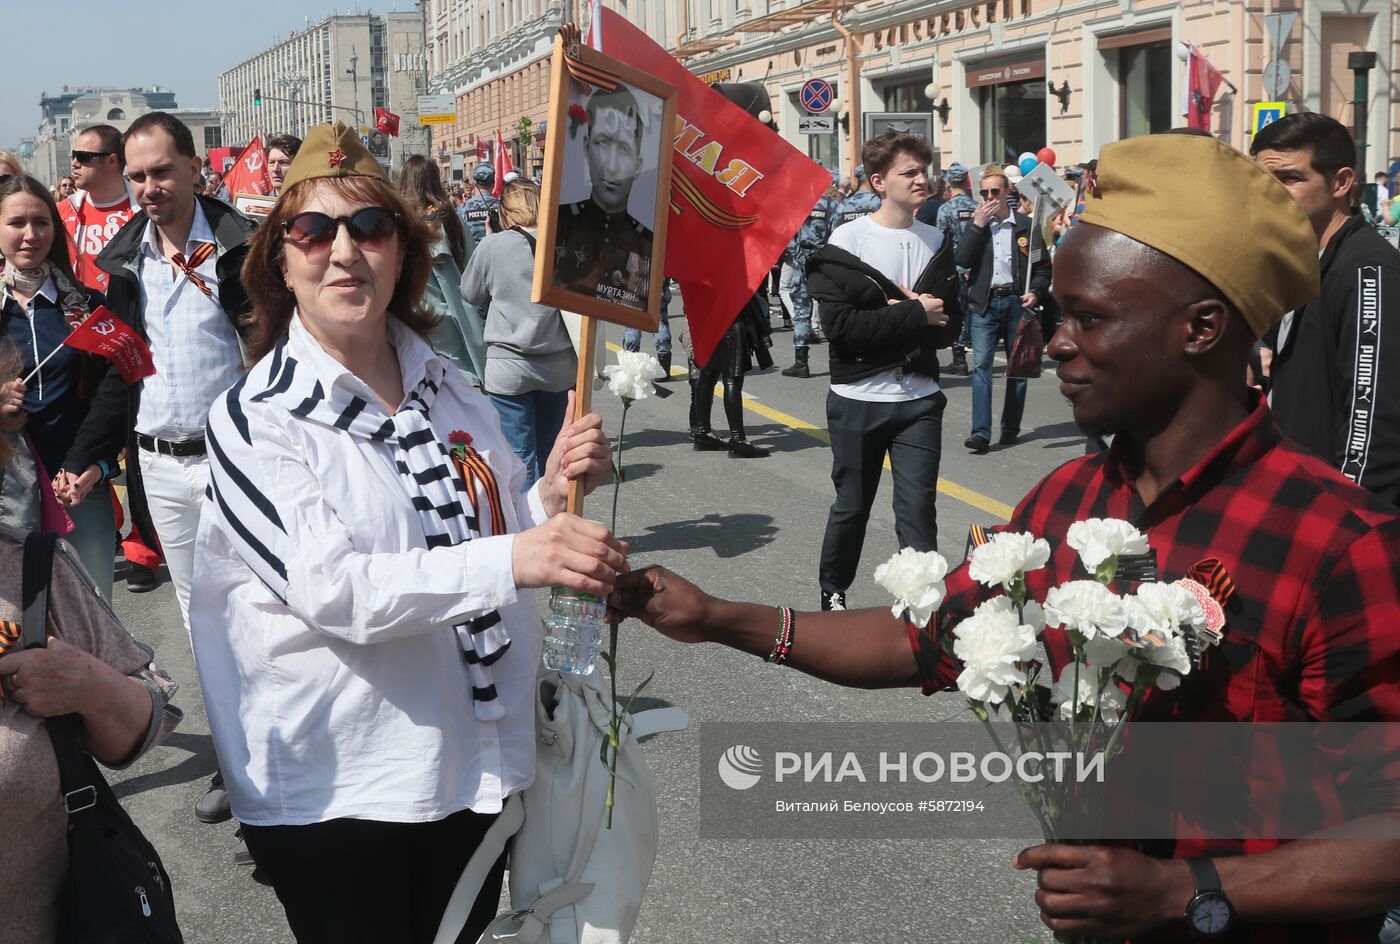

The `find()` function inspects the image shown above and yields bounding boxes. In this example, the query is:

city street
[108,311,1085,943]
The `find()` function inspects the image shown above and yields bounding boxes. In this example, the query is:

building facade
[219,12,427,173]
[426,0,1398,185]
[423,0,565,183]
[638,0,1399,179]
[28,86,222,186]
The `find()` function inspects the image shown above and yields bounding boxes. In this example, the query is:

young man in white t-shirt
[806,131,962,611]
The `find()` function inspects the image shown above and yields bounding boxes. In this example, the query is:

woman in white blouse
[188,123,624,943]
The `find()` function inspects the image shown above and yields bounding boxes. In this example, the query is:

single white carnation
[1051,663,1127,721]
[602,351,666,403]
[874,547,949,626]
[1043,580,1128,639]
[968,532,1052,590]
[1065,518,1149,572]
[952,600,1039,704]
[1123,582,1206,643]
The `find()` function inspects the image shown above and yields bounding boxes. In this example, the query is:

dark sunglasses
[281,208,401,251]
[71,150,113,164]
[979,188,1003,198]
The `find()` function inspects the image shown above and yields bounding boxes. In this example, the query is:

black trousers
[819,390,946,595]
[242,808,506,944]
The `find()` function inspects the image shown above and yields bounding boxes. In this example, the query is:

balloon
[1017,151,1037,167]
[1019,156,1038,175]
[1037,147,1057,166]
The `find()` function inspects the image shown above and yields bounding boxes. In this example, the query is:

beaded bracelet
[765,606,795,665]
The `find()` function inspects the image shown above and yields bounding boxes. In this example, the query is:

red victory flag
[63,306,156,384]
[492,128,515,198]
[475,138,489,161]
[588,6,831,366]
[222,134,272,196]
[1186,45,1225,131]
[375,107,401,137]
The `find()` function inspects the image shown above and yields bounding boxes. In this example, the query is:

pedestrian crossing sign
[1252,102,1286,135]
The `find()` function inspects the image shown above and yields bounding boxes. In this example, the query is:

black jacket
[1266,213,1400,507]
[805,241,962,386]
[955,211,1052,312]
[92,195,256,544]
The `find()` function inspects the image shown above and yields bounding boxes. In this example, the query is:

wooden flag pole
[566,314,599,517]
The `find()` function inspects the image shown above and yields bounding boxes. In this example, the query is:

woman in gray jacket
[461,179,577,485]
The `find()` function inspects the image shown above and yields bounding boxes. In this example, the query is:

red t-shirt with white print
[62,192,136,291]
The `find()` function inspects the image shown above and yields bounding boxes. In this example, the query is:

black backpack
[22,532,183,944]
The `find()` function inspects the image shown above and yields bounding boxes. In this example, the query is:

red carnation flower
[568,104,589,122]
[449,430,473,446]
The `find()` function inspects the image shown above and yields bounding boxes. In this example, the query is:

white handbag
[433,669,688,944]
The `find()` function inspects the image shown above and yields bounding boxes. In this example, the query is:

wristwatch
[1184,857,1235,938]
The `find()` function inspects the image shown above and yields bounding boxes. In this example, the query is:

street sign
[1265,11,1297,53]
[799,78,834,114]
[417,93,456,125]
[798,115,835,134]
[1263,60,1293,99]
[1017,163,1076,212]
[1252,101,1287,135]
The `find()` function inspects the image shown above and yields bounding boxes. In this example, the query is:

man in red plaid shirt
[612,132,1400,941]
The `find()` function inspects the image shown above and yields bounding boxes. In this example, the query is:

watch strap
[1186,856,1222,894]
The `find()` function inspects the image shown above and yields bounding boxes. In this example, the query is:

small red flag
[1186,46,1225,131]
[64,306,156,384]
[222,134,273,197]
[492,128,515,199]
[475,139,488,161]
[375,107,401,137]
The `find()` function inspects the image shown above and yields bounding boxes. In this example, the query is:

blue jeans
[623,280,673,356]
[489,389,570,487]
[970,294,1028,441]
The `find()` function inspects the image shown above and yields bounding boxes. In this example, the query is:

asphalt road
[106,308,1087,943]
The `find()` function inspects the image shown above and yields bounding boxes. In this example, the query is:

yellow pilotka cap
[279,121,388,192]
[1077,133,1320,337]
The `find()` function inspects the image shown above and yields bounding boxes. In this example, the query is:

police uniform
[781,194,835,351]
[553,199,654,311]
[459,191,499,245]
[832,188,882,231]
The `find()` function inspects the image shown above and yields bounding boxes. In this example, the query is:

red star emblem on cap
[327,148,347,168]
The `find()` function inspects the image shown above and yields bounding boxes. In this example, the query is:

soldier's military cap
[1077,133,1319,337]
[279,121,385,192]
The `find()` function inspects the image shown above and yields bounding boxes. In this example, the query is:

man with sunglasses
[58,125,135,292]
[956,167,1051,454]
[93,111,256,827]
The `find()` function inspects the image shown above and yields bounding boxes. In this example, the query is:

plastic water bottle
[541,588,605,675]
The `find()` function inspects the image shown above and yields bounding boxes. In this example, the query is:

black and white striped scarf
[207,334,511,721]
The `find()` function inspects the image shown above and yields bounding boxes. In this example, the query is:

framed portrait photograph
[534,36,678,330]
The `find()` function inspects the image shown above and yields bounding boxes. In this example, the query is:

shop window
[882,79,933,114]
[1118,41,1173,137]
[975,76,1046,164]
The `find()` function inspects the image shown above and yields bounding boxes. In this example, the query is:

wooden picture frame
[533,35,677,331]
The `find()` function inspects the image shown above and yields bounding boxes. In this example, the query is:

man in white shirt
[954,169,1052,454]
[805,132,962,611]
[94,111,256,825]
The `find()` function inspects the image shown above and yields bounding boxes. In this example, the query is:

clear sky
[2,0,415,149]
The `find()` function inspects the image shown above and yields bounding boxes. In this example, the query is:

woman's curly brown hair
[240,175,439,364]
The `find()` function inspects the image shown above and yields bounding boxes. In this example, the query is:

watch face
[1189,893,1233,935]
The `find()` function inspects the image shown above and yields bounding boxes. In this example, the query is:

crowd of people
[1,101,1400,944]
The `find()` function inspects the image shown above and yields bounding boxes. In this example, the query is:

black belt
[136,433,207,457]
[990,285,1018,298]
